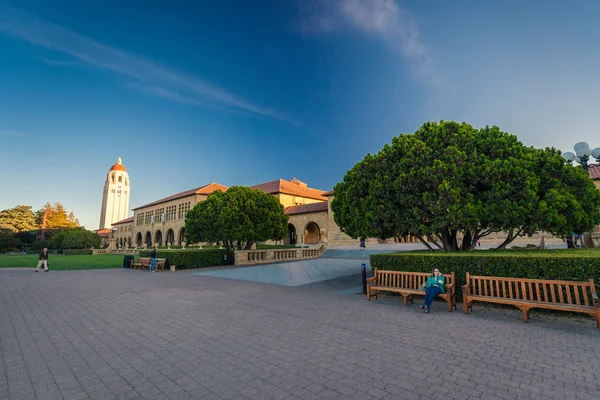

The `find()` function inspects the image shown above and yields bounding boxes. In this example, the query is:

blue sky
[1,0,600,229]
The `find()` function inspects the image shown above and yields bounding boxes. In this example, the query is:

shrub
[370,250,600,302]
[31,240,51,250]
[138,249,231,270]
[63,249,93,255]
[0,231,21,253]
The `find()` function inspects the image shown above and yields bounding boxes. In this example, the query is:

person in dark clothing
[35,248,49,272]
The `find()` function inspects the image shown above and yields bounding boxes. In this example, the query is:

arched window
[118,176,122,182]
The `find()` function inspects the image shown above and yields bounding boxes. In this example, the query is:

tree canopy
[37,202,80,230]
[0,205,38,233]
[331,121,600,251]
[52,229,101,249]
[185,186,288,252]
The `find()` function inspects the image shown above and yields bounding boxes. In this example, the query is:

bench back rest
[374,269,454,290]
[466,273,597,306]
[138,257,150,262]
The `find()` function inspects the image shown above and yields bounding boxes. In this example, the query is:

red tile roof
[589,164,600,180]
[112,217,134,225]
[284,202,329,215]
[132,183,228,210]
[94,228,112,238]
[251,178,327,201]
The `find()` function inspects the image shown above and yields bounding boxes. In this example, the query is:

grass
[0,254,124,270]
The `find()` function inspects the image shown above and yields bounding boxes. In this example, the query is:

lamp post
[562,142,600,172]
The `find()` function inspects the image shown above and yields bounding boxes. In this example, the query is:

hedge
[63,249,93,255]
[370,250,600,302]
[138,249,232,270]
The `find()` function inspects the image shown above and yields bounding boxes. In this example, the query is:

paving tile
[0,266,599,400]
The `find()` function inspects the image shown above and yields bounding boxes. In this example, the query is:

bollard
[361,263,367,295]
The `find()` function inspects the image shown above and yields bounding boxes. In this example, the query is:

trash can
[123,255,134,268]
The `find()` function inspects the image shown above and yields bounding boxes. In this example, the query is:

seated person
[421,268,445,313]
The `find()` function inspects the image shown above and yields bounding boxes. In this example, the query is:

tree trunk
[461,230,472,251]
[440,229,457,252]
[416,235,435,251]
[496,229,522,250]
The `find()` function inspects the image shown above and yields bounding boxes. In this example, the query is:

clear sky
[1,0,600,229]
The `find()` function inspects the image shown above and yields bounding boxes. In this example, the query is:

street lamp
[562,142,600,172]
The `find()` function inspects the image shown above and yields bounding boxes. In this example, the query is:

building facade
[99,158,130,229]
[128,183,228,247]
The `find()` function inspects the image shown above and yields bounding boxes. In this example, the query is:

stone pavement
[0,268,599,400]
[190,257,369,287]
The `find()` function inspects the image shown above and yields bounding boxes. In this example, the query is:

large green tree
[61,229,101,249]
[0,205,38,232]
[185,186,288,252]
[332,121,600,251]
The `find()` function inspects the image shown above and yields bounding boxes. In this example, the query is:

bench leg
[521,306,529,323]
[463,294,470,314]
[596,310,600,329]
[402,294,408,306]
[447,295,453,313]
[367,285,371,301]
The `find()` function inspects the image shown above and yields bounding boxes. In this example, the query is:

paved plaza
[1,264,599,400]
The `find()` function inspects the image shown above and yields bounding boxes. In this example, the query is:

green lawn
[0,254,124,270]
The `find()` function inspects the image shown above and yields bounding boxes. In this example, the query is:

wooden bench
[130,257,150,270]
[366,269,457,312]
[141,258,167,272]
[463,273,600,328]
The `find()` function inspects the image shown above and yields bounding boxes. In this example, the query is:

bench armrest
[593,293,600,308]
[462,283,470,295]
[446,283,455,294]
[366,277,376,285]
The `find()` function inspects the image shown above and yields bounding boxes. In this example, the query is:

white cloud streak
[299,0,438,85]
[0,5,294,123]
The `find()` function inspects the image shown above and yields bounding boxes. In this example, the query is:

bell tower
[99,157,130,229]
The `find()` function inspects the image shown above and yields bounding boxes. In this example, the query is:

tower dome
[110,157,127,172]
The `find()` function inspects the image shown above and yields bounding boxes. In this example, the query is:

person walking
[359,237,366,251]
[149,247,157,272]
[35,248,49,272]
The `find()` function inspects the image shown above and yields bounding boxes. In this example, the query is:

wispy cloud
[127,84,208,108]
[38,56,83,67]
[0,5,295,123]
[298,0,439,85]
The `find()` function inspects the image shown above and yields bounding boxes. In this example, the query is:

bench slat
[583,285,590,306]
[565,284,572,304]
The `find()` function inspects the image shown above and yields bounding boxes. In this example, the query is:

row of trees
[0,203,80,234]
[0,203,83,253]
[332,121,600,251]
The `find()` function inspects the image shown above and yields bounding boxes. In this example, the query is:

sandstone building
[105,160,600,249]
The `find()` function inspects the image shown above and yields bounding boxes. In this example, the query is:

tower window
[118,176,122,182]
